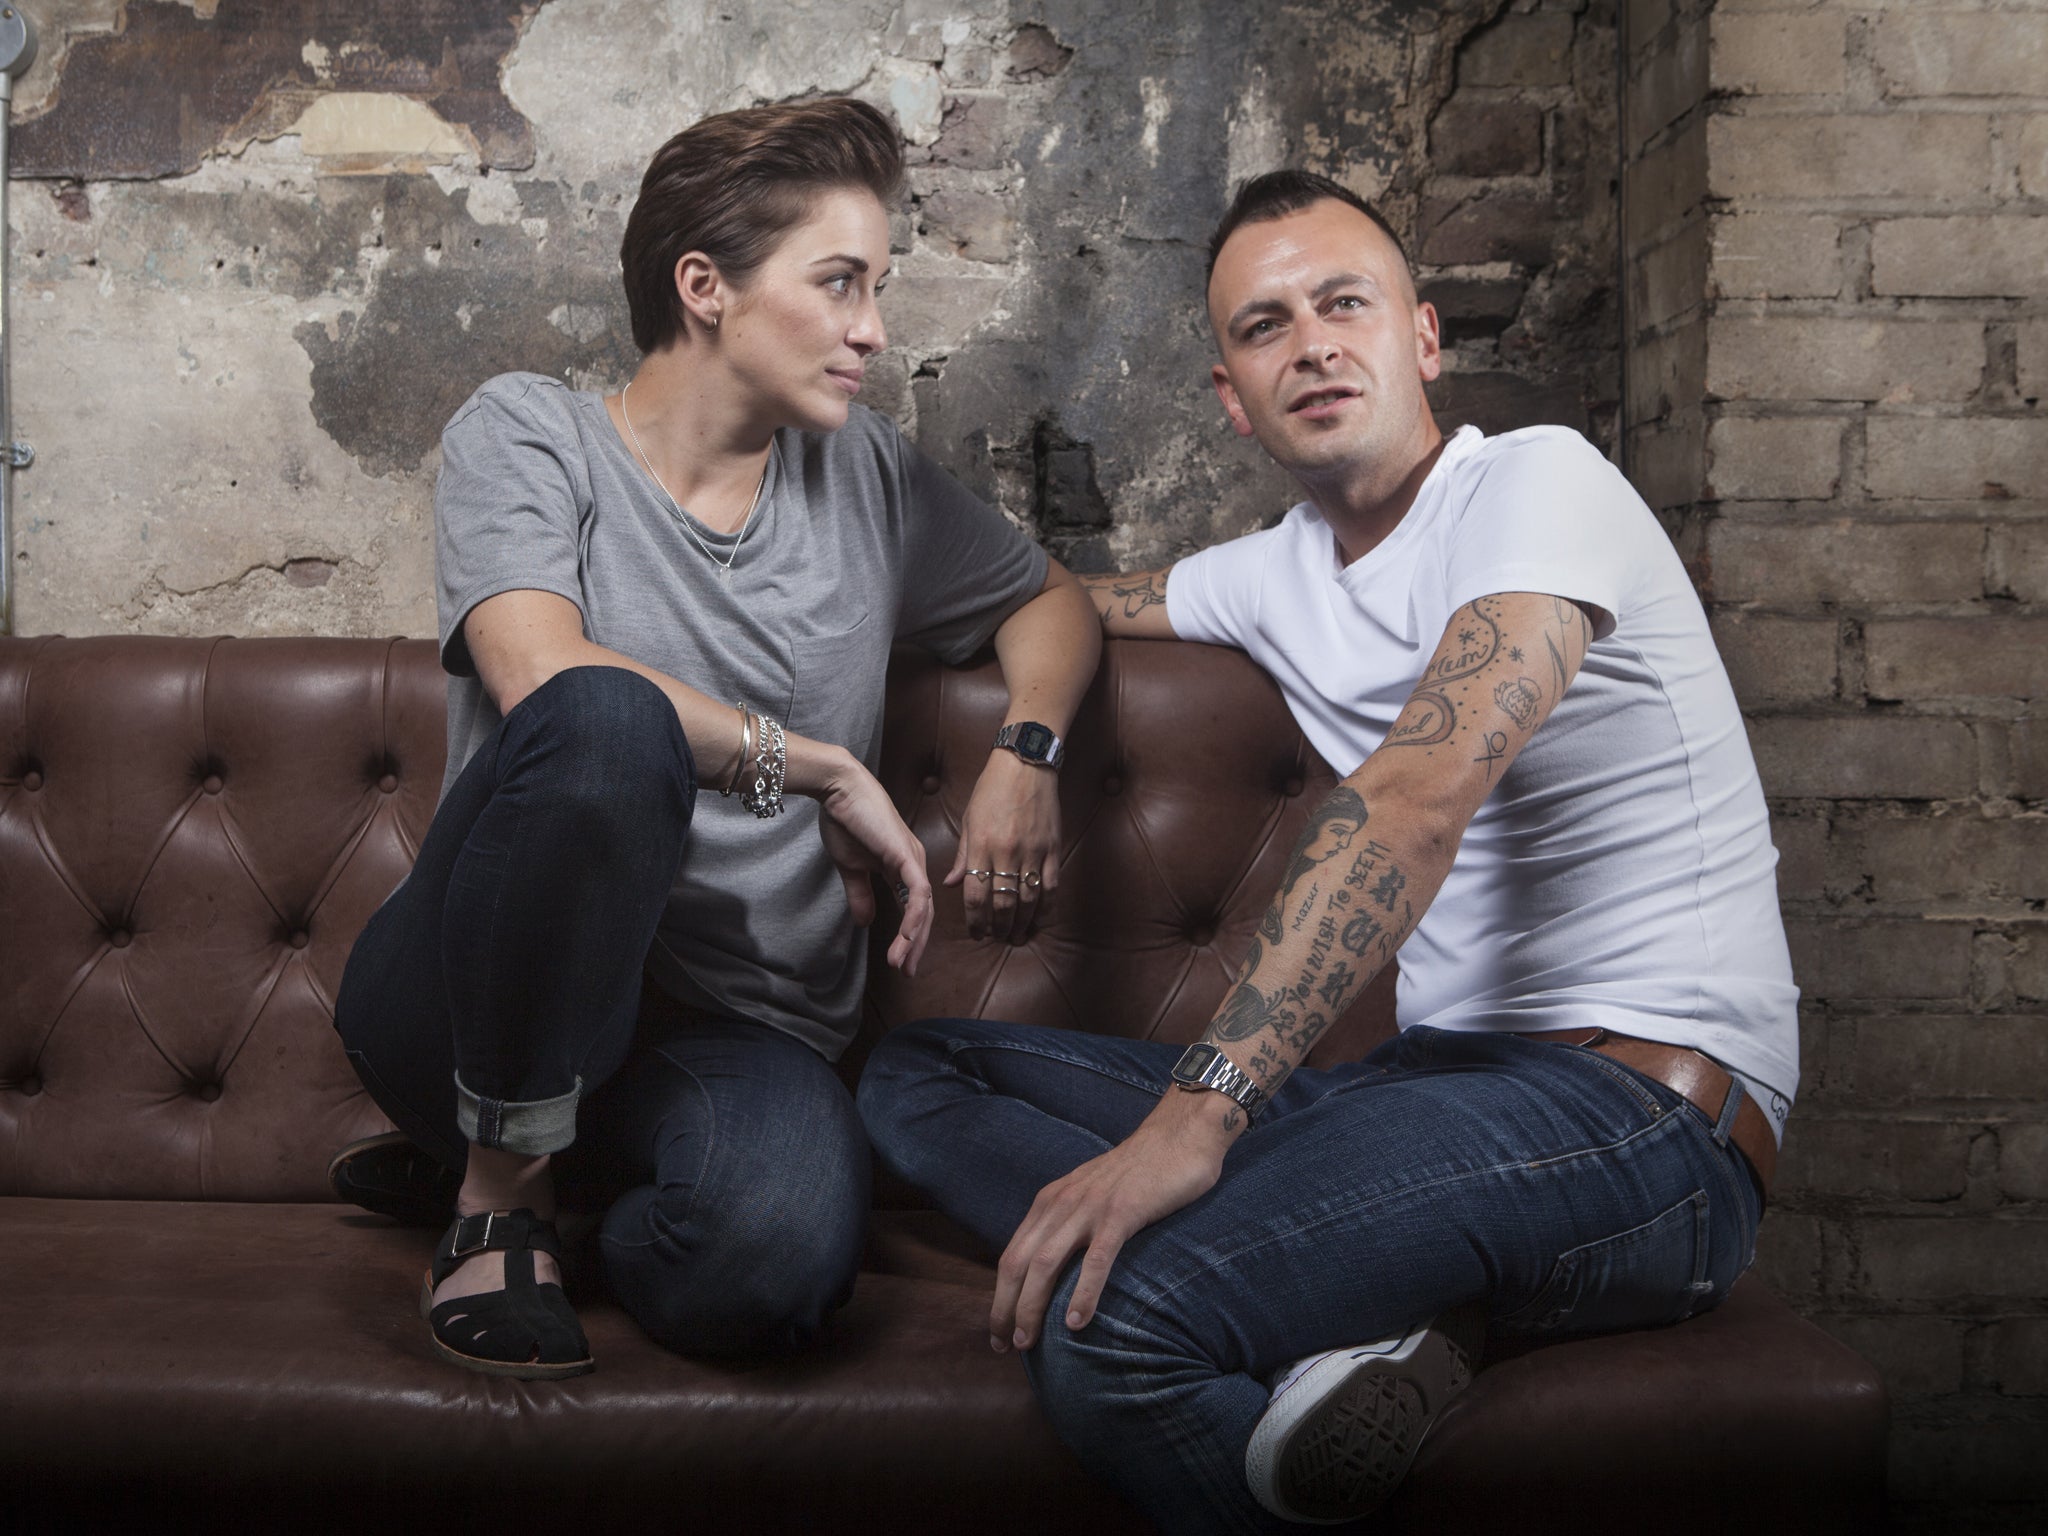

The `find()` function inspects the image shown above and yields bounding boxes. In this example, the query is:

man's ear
[673,251,726,335]
[1414,300,1442,384]
[1212,364,1256,438]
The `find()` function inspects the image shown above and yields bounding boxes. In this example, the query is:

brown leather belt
[1520,1027,1776,1202]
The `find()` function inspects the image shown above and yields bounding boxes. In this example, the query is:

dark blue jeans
[858,1019,1763,1534]
[336,666,867,1356]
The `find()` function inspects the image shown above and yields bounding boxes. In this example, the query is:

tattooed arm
[1076,566,1179,639]
[987,590,1597,1353]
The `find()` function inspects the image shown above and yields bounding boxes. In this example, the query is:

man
[857,170,1795,1532]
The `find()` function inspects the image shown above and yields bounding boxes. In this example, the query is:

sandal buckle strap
[448,1210,495,1259]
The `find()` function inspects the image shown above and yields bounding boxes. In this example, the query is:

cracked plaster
[7,0,1619,637]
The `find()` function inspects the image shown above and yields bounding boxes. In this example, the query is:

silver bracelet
[722,702,752,798]
[743,713,787,819]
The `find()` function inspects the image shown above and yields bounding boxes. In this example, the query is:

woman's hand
[948,751,1062,944]
[810,750,935,975]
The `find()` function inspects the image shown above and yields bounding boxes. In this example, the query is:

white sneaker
[1243,1323,1473,1524]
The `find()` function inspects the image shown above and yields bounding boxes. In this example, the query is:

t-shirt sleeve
[1439,430,1644,642]
[434,376,589,676]
[891,428,1050,664]
[1165,527,1274,649]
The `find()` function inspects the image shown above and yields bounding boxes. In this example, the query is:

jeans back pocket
[1496,1189,1716,1338]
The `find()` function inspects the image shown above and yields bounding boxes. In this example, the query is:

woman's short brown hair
[619,97,904,354]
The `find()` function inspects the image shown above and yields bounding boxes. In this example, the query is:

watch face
[1174,1043,1220,1083]
[1014,722,1056,760]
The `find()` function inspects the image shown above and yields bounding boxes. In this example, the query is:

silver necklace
[620,378,768,579]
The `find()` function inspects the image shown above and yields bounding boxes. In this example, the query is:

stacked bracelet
[742,713,787,819]
[722,701,753,797]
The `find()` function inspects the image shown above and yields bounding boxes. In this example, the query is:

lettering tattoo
[1316,961,1357,1008]
[1290,882,1320,933]
[1383,689,1456,748]
[1370,866,1407,910]
[1430,604,1501,682]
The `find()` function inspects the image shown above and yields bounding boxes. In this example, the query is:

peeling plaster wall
[5,0,1619,638]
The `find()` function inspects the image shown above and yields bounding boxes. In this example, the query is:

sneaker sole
[1244,1325,1472,1524]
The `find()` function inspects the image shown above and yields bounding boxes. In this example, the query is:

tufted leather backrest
[857,642,1395,1075]
[1,636,1392,1203]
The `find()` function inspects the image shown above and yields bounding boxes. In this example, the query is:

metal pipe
[0,6,38,637]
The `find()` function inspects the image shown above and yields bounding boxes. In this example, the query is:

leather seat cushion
[0,1199,1884,1534]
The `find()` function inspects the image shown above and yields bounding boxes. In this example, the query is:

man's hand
[814,751,934,976]
[947,750,1062,943]
[991,1086,1242,1352]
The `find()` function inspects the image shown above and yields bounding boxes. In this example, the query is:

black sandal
[420,1209,594,1379]
[328,1131,461,1228]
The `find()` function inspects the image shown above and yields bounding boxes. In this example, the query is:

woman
[332,97,1100,1379]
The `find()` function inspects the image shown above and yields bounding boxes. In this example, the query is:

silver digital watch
[1170,1042,1267,1122]
[994,720,1065,770]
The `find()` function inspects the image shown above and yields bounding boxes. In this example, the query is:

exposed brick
[1873,218,2048,299]
[1417,191,1560,267]
[1710,611,1838,703]
[1461,13,1576,89]
[2019,322,2047,403]
[1421,277,1527,344]
[1631,228,1709,333]
[1628,411,1705,512]
[1835,813,2048,905]
[1780,1118,1972,1201]
[1849,1016,2048,1103]
[1866,619,2048,702]
[1984,1318,2048,1396]
[1430,95,1543,178]
[2001,1122,2048,1201]
[1856,1215,2048,1304]
[1774,811,1828,899]
[1707,113,1991,202]
[1626,119,1707,249]
[1704,521,1984,605]
[2013,926,2048,1004]
[1875,12,2048,99]
[1710,9,1847,97]
[2022,115,2048,201]
[1752,1211,1823,1303]
[1707,317,1983,403]
[1867,419,2048,502]
[1990,523,2048,602]
[1705,415,1842,501]
[1813,1314,1965,1398]
[1710,212,1841,300]
[2015,716,2048,800]
[1889,1410,2048,1503]
[1626,16,1705,151]
[920,186,1019,263]
[1784,915,1976,1000]
[1627,316,1706,424]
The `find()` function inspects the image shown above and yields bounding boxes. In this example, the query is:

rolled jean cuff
[455,1072,582,1155]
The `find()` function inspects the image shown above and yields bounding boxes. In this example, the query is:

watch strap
[1170,1042,1267,1121]
[994,720,1065,770]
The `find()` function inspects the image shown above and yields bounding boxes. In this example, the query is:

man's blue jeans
[335,666,868,1357]
[858,1018,1763,1534]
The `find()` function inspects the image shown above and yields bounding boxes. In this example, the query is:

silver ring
[993,885,1019,898]
[1023,871,1042,890]
[966,868,995,880]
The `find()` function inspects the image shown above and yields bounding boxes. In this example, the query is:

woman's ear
[672,251,725,336]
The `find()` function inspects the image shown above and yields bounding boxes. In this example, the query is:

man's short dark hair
[620,98,904,354]
[1205,170,1410,282]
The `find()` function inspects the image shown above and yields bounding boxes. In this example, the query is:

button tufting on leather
[1283,776,1305,797]
[377,772,399,794]
[193,1082,222,1103]
[919,774,941,795]
[202,774,224,795]
[1103,774,1123,795]
[21,769,42,791]
[18,1076,42,1097]
[1189,923,1216,947]
[288,930,310,950]
[108,928,132,949]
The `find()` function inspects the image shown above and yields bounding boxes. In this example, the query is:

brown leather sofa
[1,635,1887,1533]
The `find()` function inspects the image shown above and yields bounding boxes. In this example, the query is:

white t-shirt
[1168,424,1799,1125]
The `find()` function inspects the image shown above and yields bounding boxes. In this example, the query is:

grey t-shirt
[434,372,1048,1059]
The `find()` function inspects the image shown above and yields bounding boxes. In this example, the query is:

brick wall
[1625,0,2048,1524]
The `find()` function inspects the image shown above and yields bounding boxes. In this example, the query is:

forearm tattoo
[1079,569,1168,627]
[1205,786,1418,1095]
